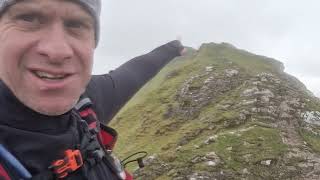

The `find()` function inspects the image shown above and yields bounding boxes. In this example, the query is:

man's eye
[65,20,85,29]
[16,14,39,23]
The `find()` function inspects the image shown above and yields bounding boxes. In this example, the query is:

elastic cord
[0,144,32,179]
[121,151,148,168]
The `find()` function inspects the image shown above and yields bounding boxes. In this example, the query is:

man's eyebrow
[6,1,43,15]
[66,13,94,24]
[64,7,95,25]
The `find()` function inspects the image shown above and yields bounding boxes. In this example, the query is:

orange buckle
[50,149,83,179]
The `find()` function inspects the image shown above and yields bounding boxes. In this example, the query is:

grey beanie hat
[0,0,101,46]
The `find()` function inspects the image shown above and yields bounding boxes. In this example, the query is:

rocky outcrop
[173,66,244,119]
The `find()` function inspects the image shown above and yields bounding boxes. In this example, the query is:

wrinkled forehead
[4,0,93,18]
[1,0,99,16]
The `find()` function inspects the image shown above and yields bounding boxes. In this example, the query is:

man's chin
[32,105,71,116]
[28,101,78,116]
[36,108,70,116]
[14,88,81,116]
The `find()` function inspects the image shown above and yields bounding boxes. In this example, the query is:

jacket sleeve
[84,40,183,124]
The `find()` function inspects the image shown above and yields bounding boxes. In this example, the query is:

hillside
[110,42,320,180]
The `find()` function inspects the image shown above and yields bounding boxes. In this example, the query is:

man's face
[0,0,95,115]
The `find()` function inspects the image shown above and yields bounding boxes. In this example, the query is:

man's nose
[36,23,74,64]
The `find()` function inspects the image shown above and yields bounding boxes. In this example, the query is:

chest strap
[49,149,83,179]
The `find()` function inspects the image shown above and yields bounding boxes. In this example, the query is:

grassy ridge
[109,43,320,178]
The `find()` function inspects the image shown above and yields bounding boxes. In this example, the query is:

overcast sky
[93,0,320,97]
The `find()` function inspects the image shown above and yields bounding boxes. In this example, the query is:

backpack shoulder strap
[0,163,11,180]
[75,97,133,180]
[75,97,98,128]
[75,97,118,151]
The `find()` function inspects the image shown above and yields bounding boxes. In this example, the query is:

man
[0,0,184,179]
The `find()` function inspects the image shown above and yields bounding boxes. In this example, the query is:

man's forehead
[8,0,94,19]
[10,0,90,12]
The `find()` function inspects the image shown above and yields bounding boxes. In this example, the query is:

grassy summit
[110,42,320,179]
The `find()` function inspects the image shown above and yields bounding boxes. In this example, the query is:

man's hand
[176,36,187,56]
[179,47,187,56]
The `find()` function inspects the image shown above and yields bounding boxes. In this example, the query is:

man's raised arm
[84,40,184,124]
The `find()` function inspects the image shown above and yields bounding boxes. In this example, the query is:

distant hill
[110,42,320,180]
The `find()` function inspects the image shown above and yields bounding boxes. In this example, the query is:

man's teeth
[34,71,66,79]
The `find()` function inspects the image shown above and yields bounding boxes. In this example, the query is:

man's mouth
[32,70,70,80]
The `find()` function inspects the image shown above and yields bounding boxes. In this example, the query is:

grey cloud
[94,0,320,96]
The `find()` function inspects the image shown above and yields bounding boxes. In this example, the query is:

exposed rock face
[174,66,244,119]
[302,111,320,126]
[111,43,320,180]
